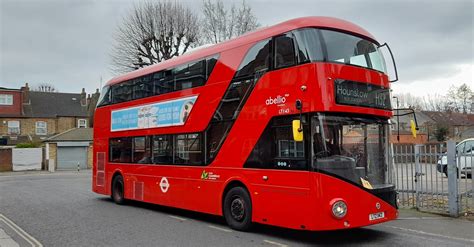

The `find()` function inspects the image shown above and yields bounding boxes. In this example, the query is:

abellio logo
[265,95,287,105]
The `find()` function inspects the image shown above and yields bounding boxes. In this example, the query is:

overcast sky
[0,0,472,97]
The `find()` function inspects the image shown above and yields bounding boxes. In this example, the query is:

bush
[15,142,40,148]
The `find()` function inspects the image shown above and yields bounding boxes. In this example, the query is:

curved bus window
[206,40,270,162]
[274,34,296,68]
[97,86,111,106]
[320,29,387,73]
[292,28,324,63]
[235,39,271,78]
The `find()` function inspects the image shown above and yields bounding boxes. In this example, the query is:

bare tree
[33,83,57,92]
[446,83,473,113]
[201,0,259,44]
[110,0,200,74]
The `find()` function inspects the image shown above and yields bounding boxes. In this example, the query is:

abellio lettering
[265,95,286,105]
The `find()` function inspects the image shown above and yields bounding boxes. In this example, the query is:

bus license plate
[369,212,385,221]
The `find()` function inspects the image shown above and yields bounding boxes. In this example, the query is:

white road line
[384,225,474,243]
[397,217,447,220]
[0,214,43,247]
[263,239,289,247]
[207,225,233,233]
[168,215,187,221]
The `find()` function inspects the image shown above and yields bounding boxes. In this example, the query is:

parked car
[437,138,473,178]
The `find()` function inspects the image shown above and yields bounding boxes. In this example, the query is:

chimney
[80,88,87,106]
[20,82,30,104]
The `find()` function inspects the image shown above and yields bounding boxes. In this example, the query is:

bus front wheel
[223,187,252,231]
[112,175,125,205]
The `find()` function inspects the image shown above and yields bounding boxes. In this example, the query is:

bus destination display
[334,79,391,110]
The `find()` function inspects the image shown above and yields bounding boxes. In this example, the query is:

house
[0,83,99,145]
[422,111,474,141]
[44,128,93,170]
[390,109,431,143]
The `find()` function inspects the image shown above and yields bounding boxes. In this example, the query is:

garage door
[57,146,88,170]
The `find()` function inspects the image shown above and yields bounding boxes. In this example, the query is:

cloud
[1,0,472,96]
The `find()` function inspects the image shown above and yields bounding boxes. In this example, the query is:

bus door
[243,117,312,229]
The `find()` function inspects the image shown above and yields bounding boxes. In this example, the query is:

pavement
[0,170,473,247]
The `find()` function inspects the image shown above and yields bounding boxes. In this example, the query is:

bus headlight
[331,200,347,219]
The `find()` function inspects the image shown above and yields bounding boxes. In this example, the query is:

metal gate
[392,141,473,216]
[57,146,88,170]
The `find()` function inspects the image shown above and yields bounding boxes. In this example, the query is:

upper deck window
[320,29,387,73]
[274,34,296,69]
[235,39,271,78]
[292,28,324,63]
[98,55,219,108]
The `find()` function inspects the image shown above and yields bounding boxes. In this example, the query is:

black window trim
[98,54,219,108]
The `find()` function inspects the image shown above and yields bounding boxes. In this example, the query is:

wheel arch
[220,178,252,215]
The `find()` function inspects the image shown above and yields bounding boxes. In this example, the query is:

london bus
[93,16,398,231]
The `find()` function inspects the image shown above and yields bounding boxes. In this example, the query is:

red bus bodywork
[93,17,396,231]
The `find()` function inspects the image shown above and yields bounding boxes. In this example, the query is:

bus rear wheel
[223,187,252,231]
[112,175,125,205]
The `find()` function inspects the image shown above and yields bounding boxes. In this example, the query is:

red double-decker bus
[93,17,398,231]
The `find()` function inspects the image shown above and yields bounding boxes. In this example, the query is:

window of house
[274,34,296,68]
[36,121,47,135]
[7,121,20,135]
[0,94,13,105]
[78,119,87,128]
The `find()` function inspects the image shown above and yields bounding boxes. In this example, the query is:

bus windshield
[311,114,390,188]
[293,28,387,73]
[320,29,387,73]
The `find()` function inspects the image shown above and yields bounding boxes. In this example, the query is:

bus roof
[107,16,377,86]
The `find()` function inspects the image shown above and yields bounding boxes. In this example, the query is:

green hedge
[15,143,41,148]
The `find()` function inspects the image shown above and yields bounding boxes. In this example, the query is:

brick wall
[0,117,89,137]
[0,148,12,172]
[87,144,93,168]
[47,143,57,170]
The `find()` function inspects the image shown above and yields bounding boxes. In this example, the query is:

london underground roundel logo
[160,177,169,193]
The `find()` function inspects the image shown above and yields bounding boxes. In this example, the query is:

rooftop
[23,91,89,118]
[45,128,93,142]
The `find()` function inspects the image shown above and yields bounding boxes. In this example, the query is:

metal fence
[392,141,473,216]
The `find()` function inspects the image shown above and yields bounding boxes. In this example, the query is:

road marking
[397,217,447,220]
[0,214,43,247]
[207,225,232,233]
[168,215,187,221]
[263,239,288,247]
[384,225,474,243]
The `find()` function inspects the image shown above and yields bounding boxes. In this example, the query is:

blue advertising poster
[111,95,198,132]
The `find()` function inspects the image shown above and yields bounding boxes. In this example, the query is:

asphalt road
[0,171,473,247]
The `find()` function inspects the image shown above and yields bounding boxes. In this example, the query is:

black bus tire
[223,187,253,231]
[112,175,126,205]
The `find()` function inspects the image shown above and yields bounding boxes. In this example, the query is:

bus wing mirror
[292,120,303,142]
[379,43,398,83]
